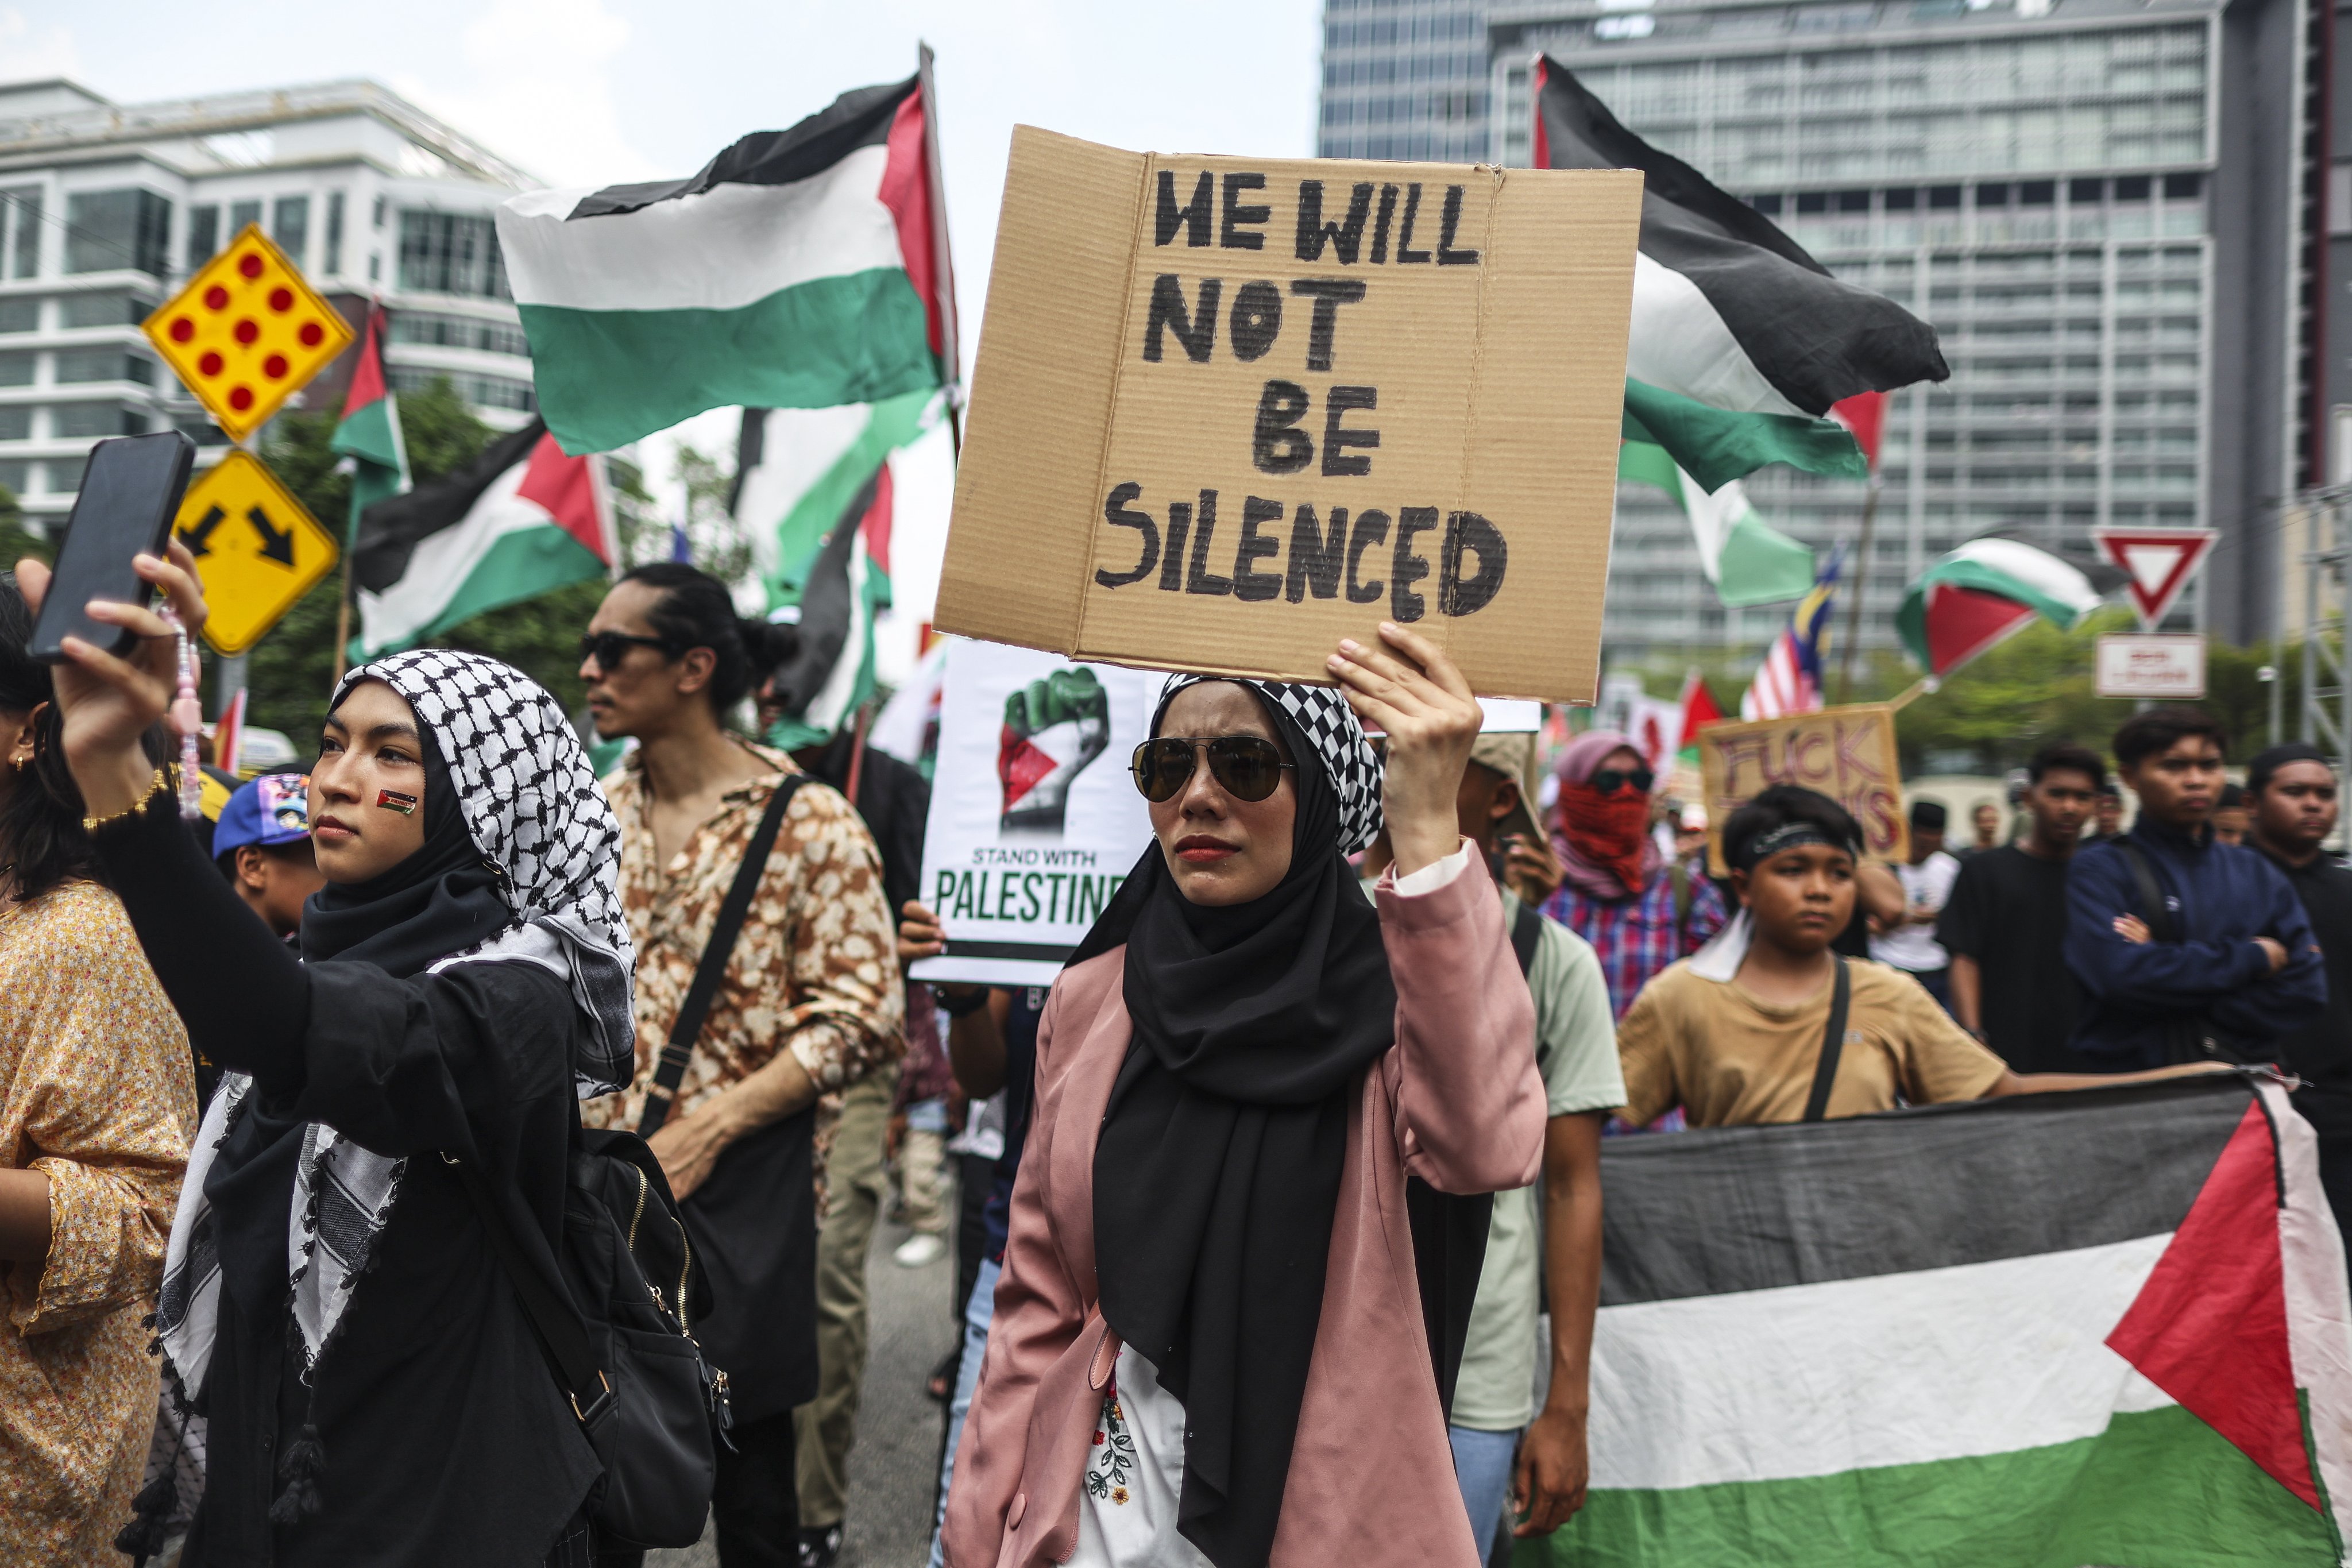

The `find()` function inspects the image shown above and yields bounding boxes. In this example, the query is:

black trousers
[711,1407,802,1567]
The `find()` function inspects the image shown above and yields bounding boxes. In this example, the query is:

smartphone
[28,431,197,665]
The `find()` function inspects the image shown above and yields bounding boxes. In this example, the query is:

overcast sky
[3,0,1324,681]
[2,0,1324,380]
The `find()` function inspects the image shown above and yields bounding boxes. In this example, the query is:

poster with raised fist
[909,640,1160,987]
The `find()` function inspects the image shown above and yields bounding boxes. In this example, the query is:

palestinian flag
[1896,536,2101,678]
[330,303,408,540]
[498,68,956,455]
[1674,669,1723,767]
[1524,1075,2352,1568]
[352,416,615,659]
[732,389,936,613]
[757,457,894,750]
[1618,439,1815,607]
[1538,59,1947,491]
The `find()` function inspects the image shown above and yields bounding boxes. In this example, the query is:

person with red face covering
[1534,732,1728,1020]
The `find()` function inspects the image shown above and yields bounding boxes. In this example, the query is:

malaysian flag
[1740,546,1844,720]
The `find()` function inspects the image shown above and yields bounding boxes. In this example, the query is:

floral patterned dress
[0,881,195,1567]
[1072,1343,1212,1568]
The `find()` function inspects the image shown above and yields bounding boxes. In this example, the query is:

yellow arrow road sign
[144,224,353,442]
[174,450,338,655]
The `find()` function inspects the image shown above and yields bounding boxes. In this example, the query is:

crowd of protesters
[0,542,2343,1568]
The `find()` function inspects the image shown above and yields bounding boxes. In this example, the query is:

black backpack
[451,1120,732,1550]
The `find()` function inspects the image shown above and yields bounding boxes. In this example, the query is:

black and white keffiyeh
[1154,674,1384,854]
[156,649,632,1408]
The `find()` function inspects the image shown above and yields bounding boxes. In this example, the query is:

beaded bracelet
[83,766,171,835]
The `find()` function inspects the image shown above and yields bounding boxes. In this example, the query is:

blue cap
[214,774,311,858]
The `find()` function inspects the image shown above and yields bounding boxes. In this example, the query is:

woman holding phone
[941,623,1545,1568]
[22,544,639,1567]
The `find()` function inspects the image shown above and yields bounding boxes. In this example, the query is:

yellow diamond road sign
[174,450,339,655]
[143,223,353,442]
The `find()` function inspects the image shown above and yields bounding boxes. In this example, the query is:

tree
[245,377,542,748]
[0,484,47,571]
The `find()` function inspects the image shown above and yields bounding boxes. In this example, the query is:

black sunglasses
[1131,736,1296,804]
[1591,766,1656,796]
[579,631,675,670]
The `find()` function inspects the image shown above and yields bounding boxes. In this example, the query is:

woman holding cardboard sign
[941,623,1543,1568]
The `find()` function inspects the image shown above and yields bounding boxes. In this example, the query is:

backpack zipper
[626,1166,650,1250]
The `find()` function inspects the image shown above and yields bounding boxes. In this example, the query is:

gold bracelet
[82,767,171,835]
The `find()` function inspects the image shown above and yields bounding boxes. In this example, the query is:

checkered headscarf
[1156,675,1384,855]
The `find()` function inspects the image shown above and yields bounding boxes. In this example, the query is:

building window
[369,252,381,282]
[65,189,173,277]
[325,191,345,276]
[60,292,144,329]
[397,211,510,299]
[387,365,535,411]
[0,352,32,387]
[229,199,261,238]
[387,310,531,358]
[373,194,386,229]
[0,299,35,334]
[50,401,133,439]
[53,347,144,384]
[273,195,310,268]
[0,461,26,498]
[0,407,26,441]
[186,204,219,271]
[1,187,40,280]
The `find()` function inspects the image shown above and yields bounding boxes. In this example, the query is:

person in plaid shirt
[1527,731,1728,1021]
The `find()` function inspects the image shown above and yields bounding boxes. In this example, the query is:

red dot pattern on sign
[229,387,254,411]
[168,318,194,343]
[234,319,258,345]
[263,354,288,380]
[197,352,223,377]
[238,253,264,280]
[298,322,323,347]
[203,285,229,311]
[268,287,293,312]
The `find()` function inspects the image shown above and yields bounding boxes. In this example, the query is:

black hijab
[1078,678,1396,1568]
[211,698,507,1328]
[297,711,509,977]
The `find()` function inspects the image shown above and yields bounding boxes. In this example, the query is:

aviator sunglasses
[578,630,677,670]
[1131,736,1296,804]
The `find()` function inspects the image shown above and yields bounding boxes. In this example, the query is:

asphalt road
[648,1192,963,1568]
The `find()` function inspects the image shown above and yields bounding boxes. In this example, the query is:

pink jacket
[942,851,1546,1568]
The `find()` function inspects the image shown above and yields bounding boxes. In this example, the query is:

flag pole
[917,41,963,462]
[1836,474,1880,704]
[331,558,353,686]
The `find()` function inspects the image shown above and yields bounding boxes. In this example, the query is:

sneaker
[798,1524,843,1568]
[893,1232,946,1269]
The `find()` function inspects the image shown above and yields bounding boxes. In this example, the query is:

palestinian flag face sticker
[998,668,1110,832]
[375,789,419,816]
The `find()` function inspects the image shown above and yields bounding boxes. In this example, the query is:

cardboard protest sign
[934,127,1643,705]
[1697,704,1907,875]
[906,640,1160,987]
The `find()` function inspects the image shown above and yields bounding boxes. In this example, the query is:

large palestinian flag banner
[1524,1075,2352,1567]
[498,69,956,454]
[1534,58,1947,493]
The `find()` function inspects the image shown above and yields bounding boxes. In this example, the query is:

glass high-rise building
[1318,0,2320,655]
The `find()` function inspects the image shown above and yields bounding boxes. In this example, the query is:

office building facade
[0,78,540,535]
[1319,0,2319,654]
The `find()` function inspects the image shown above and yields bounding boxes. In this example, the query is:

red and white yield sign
[2091,527,2219,631]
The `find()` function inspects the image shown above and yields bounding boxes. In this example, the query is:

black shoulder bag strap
[1802,955,1852,1123]
[445,1150,613,1426]
[1509,899,1543,978]
[639,774,810,1138]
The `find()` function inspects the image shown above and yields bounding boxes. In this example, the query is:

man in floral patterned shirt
[579,565,903,1568]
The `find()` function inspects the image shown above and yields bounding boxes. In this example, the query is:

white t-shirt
[1869,851,1960,973]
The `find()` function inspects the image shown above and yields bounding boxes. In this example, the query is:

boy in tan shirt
[1619,785,2201,1129]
